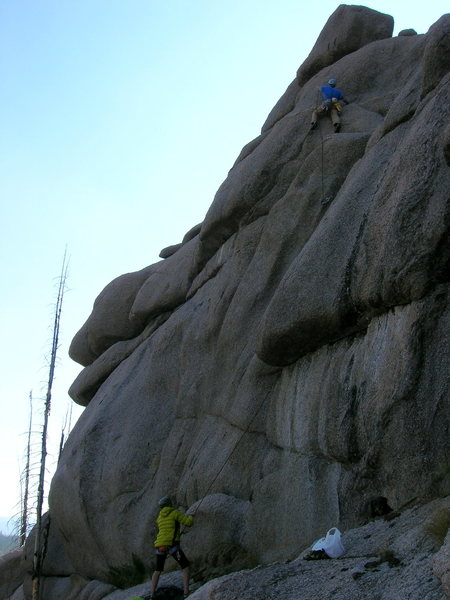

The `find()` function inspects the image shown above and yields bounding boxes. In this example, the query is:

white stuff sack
[311,527,345,558]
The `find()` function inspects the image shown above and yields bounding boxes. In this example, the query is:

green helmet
[159,495,172,508]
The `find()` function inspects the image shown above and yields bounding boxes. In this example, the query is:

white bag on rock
[311,527,345,558]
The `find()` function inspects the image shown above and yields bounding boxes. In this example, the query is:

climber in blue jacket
[311,78,349,132]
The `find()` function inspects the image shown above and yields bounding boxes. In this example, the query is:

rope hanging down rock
[186,389,272,519]
[314,88,333,206]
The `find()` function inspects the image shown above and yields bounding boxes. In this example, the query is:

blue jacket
[321,85,345,100]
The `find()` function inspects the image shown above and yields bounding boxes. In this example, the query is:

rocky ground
[71,497,448,600]
[175,497,450,600]
[1,495,449,600]
[139,498,450,600]
[28,496,445,600]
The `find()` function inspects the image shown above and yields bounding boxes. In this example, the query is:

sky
[0,0,448,527]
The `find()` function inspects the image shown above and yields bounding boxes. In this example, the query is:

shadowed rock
[159,243,182,259]
[0,550,22,599]
[398,28,417,36]
[421,14,450,97]
[444,123,450,165]
[159,224,202,258]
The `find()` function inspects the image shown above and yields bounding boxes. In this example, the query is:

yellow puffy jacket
[154,506,193,548]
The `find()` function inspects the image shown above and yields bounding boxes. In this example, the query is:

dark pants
[155,545,190,571]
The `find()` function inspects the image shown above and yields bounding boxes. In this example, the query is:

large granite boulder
[130,237,199,324]
[69,266,154,366]
[0,549,23,599]
[296,5,394,86]
[183,494,253,580]
[6,8,447,600]
[421,14,450,97]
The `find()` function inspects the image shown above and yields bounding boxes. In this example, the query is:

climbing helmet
[159,495,172,508]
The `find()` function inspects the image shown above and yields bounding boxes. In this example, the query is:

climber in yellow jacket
[150,496,194,599]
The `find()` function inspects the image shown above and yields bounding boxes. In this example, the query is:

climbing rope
[320,123,325,203]
[187,390,272,519]
[178,92,337,525]
[313,88,332,205]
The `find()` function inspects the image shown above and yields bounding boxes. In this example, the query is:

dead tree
[19,391,33,547]
[32,253,68,600]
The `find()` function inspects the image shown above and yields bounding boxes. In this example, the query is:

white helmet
[328,78,337,87]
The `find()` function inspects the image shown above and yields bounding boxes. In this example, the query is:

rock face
[3,6,449,600]
[296,4,394,86]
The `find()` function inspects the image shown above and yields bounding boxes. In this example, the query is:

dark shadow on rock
[153,585,184,599]
[131,587,184,600]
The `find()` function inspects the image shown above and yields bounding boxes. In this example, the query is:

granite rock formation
[2,5,449,600]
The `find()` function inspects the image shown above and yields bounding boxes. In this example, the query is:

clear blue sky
[0,1,447,522]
